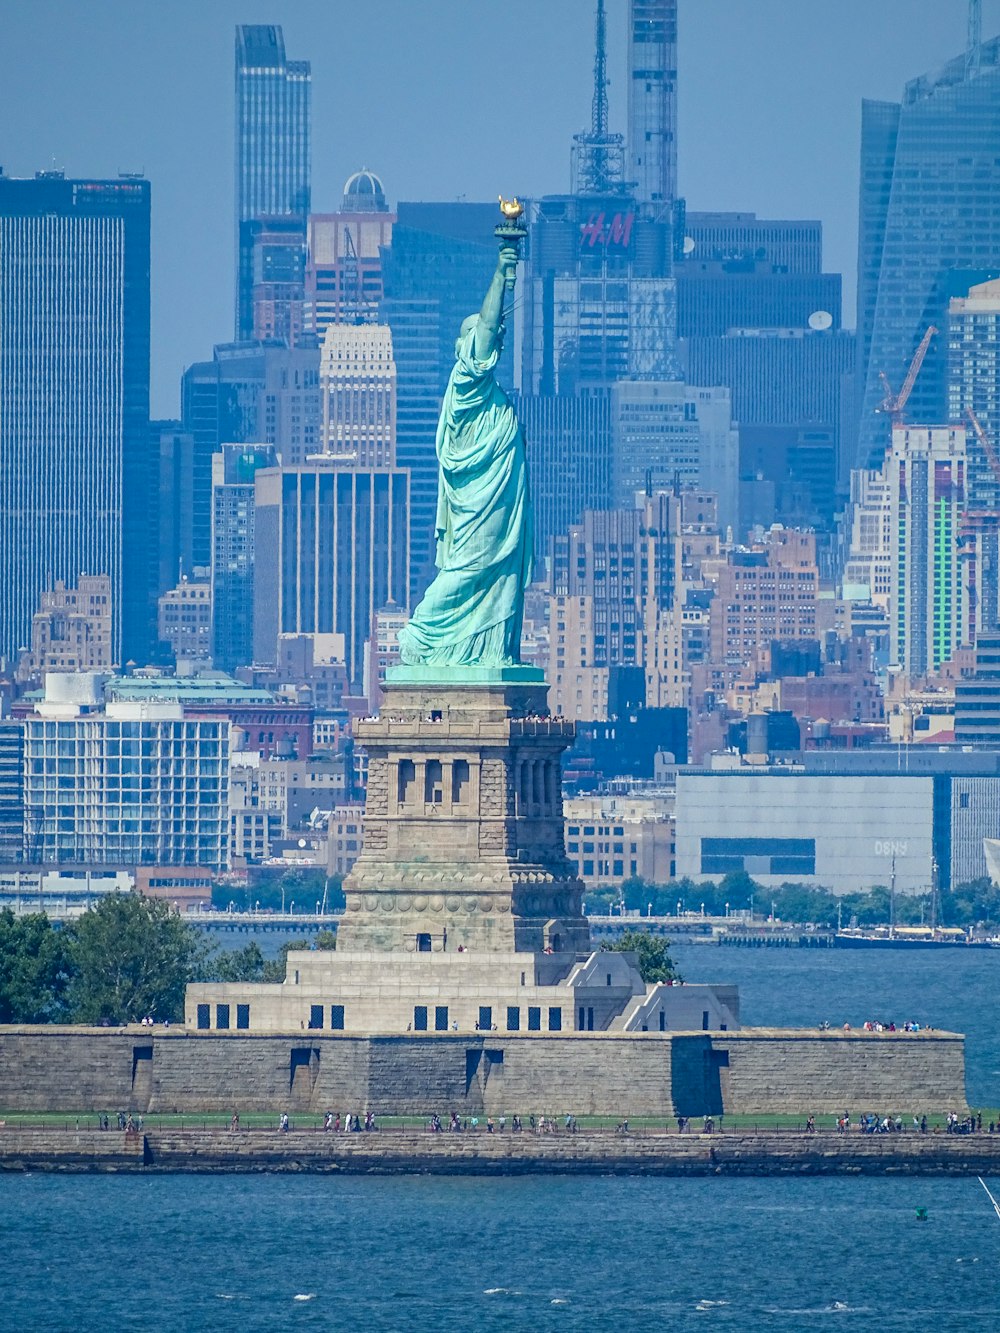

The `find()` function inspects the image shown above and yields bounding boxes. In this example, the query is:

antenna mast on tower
[593,0,609,138]
[572,0,626,195]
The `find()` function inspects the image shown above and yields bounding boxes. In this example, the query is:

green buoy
[915,1206,928,1222]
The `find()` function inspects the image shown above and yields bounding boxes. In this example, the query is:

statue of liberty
[397,221,532,668]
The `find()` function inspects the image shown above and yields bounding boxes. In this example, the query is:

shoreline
[3,1127,1000,1176]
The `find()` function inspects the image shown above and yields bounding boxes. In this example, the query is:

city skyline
[2,0,998,413]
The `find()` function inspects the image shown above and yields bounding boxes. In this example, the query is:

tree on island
[65,893,204,1024]
[600,930,680,984]
[209,940,270,984]
[0,908,71,1022]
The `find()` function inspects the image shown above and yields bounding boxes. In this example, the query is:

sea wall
[1,1127,997,1176]
[719,1030,969,1115]
[0,1026,967,1118]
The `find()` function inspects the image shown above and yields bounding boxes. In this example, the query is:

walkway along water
[4,1126,1000,1175]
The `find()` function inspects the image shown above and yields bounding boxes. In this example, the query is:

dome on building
[342,168,388,213]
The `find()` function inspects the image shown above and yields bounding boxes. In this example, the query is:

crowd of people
[825,1019,927,1033]
[426,1112,580,1133]
[94,1111,143,1131]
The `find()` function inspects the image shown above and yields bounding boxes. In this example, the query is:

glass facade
[23,715,229,869]
[523,192,677,398]
[0,176,152,665]
[512,391,612,566]
[235,25,310,339]
[627,0,678,208]
[211,444,277,673]
[857,41,1000,468]
[253,463,409,690]
[181,343,320,573]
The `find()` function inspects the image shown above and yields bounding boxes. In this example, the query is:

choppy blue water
[671,943,1000,1107]
[1,1173,999,1331]
[2,946,998,1328]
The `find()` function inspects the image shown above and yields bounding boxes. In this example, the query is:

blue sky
[3,0,998,413]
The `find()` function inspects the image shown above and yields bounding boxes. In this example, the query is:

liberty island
[0,205,971,1139]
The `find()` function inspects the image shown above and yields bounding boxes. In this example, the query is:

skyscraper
[253,462,409,690]
[675,211,853,519]
[320,324,396,466]
[548,491,677,721]
[521,194,677,396]
[519,1,680,578]
[856,37,1000,468]
[887,425,970,676]
[511,393,613,567]
[305,170,394,340]
[948,277,1000,509]
[676,214,841,337]
[235,25,311,339]
[627,0,678,210]
[211,444,277,673]
[610,381,739,532]
[0,172,152,666]
[243,215,307,345]
[181,341,321,567]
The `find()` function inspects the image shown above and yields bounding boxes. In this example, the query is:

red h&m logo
[580,211,635,249]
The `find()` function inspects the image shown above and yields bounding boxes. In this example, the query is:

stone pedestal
[338,669,591,954]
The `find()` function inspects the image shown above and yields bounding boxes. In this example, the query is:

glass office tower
[0,172,152,666]
[857,38,1000,468]
[627,0,678,210]
[235,25,310,339]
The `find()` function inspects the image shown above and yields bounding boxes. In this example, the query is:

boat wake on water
[978,1176,1000,1219]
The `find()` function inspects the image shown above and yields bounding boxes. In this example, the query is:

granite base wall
[0,1027,968,1117]
[4,1129,999,1176]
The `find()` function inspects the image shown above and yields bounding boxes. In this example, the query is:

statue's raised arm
[395,202,533,672]
[474,245,518,362]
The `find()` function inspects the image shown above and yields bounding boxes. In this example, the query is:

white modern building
[23,674,229,870]
[675,757,1000,893]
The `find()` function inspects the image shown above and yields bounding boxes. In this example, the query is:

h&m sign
[580,212,635,249]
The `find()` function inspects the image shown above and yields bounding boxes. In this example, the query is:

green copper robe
[397,326,533,666]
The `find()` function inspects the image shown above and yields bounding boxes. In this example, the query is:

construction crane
[966,406,1000,489]
[878,325,937,426]
[341,227,362,326]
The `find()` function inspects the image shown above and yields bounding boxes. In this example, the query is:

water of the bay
[4,941,997,1330]
[2,1173,1000,1332]
[669,942,1000,1107]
